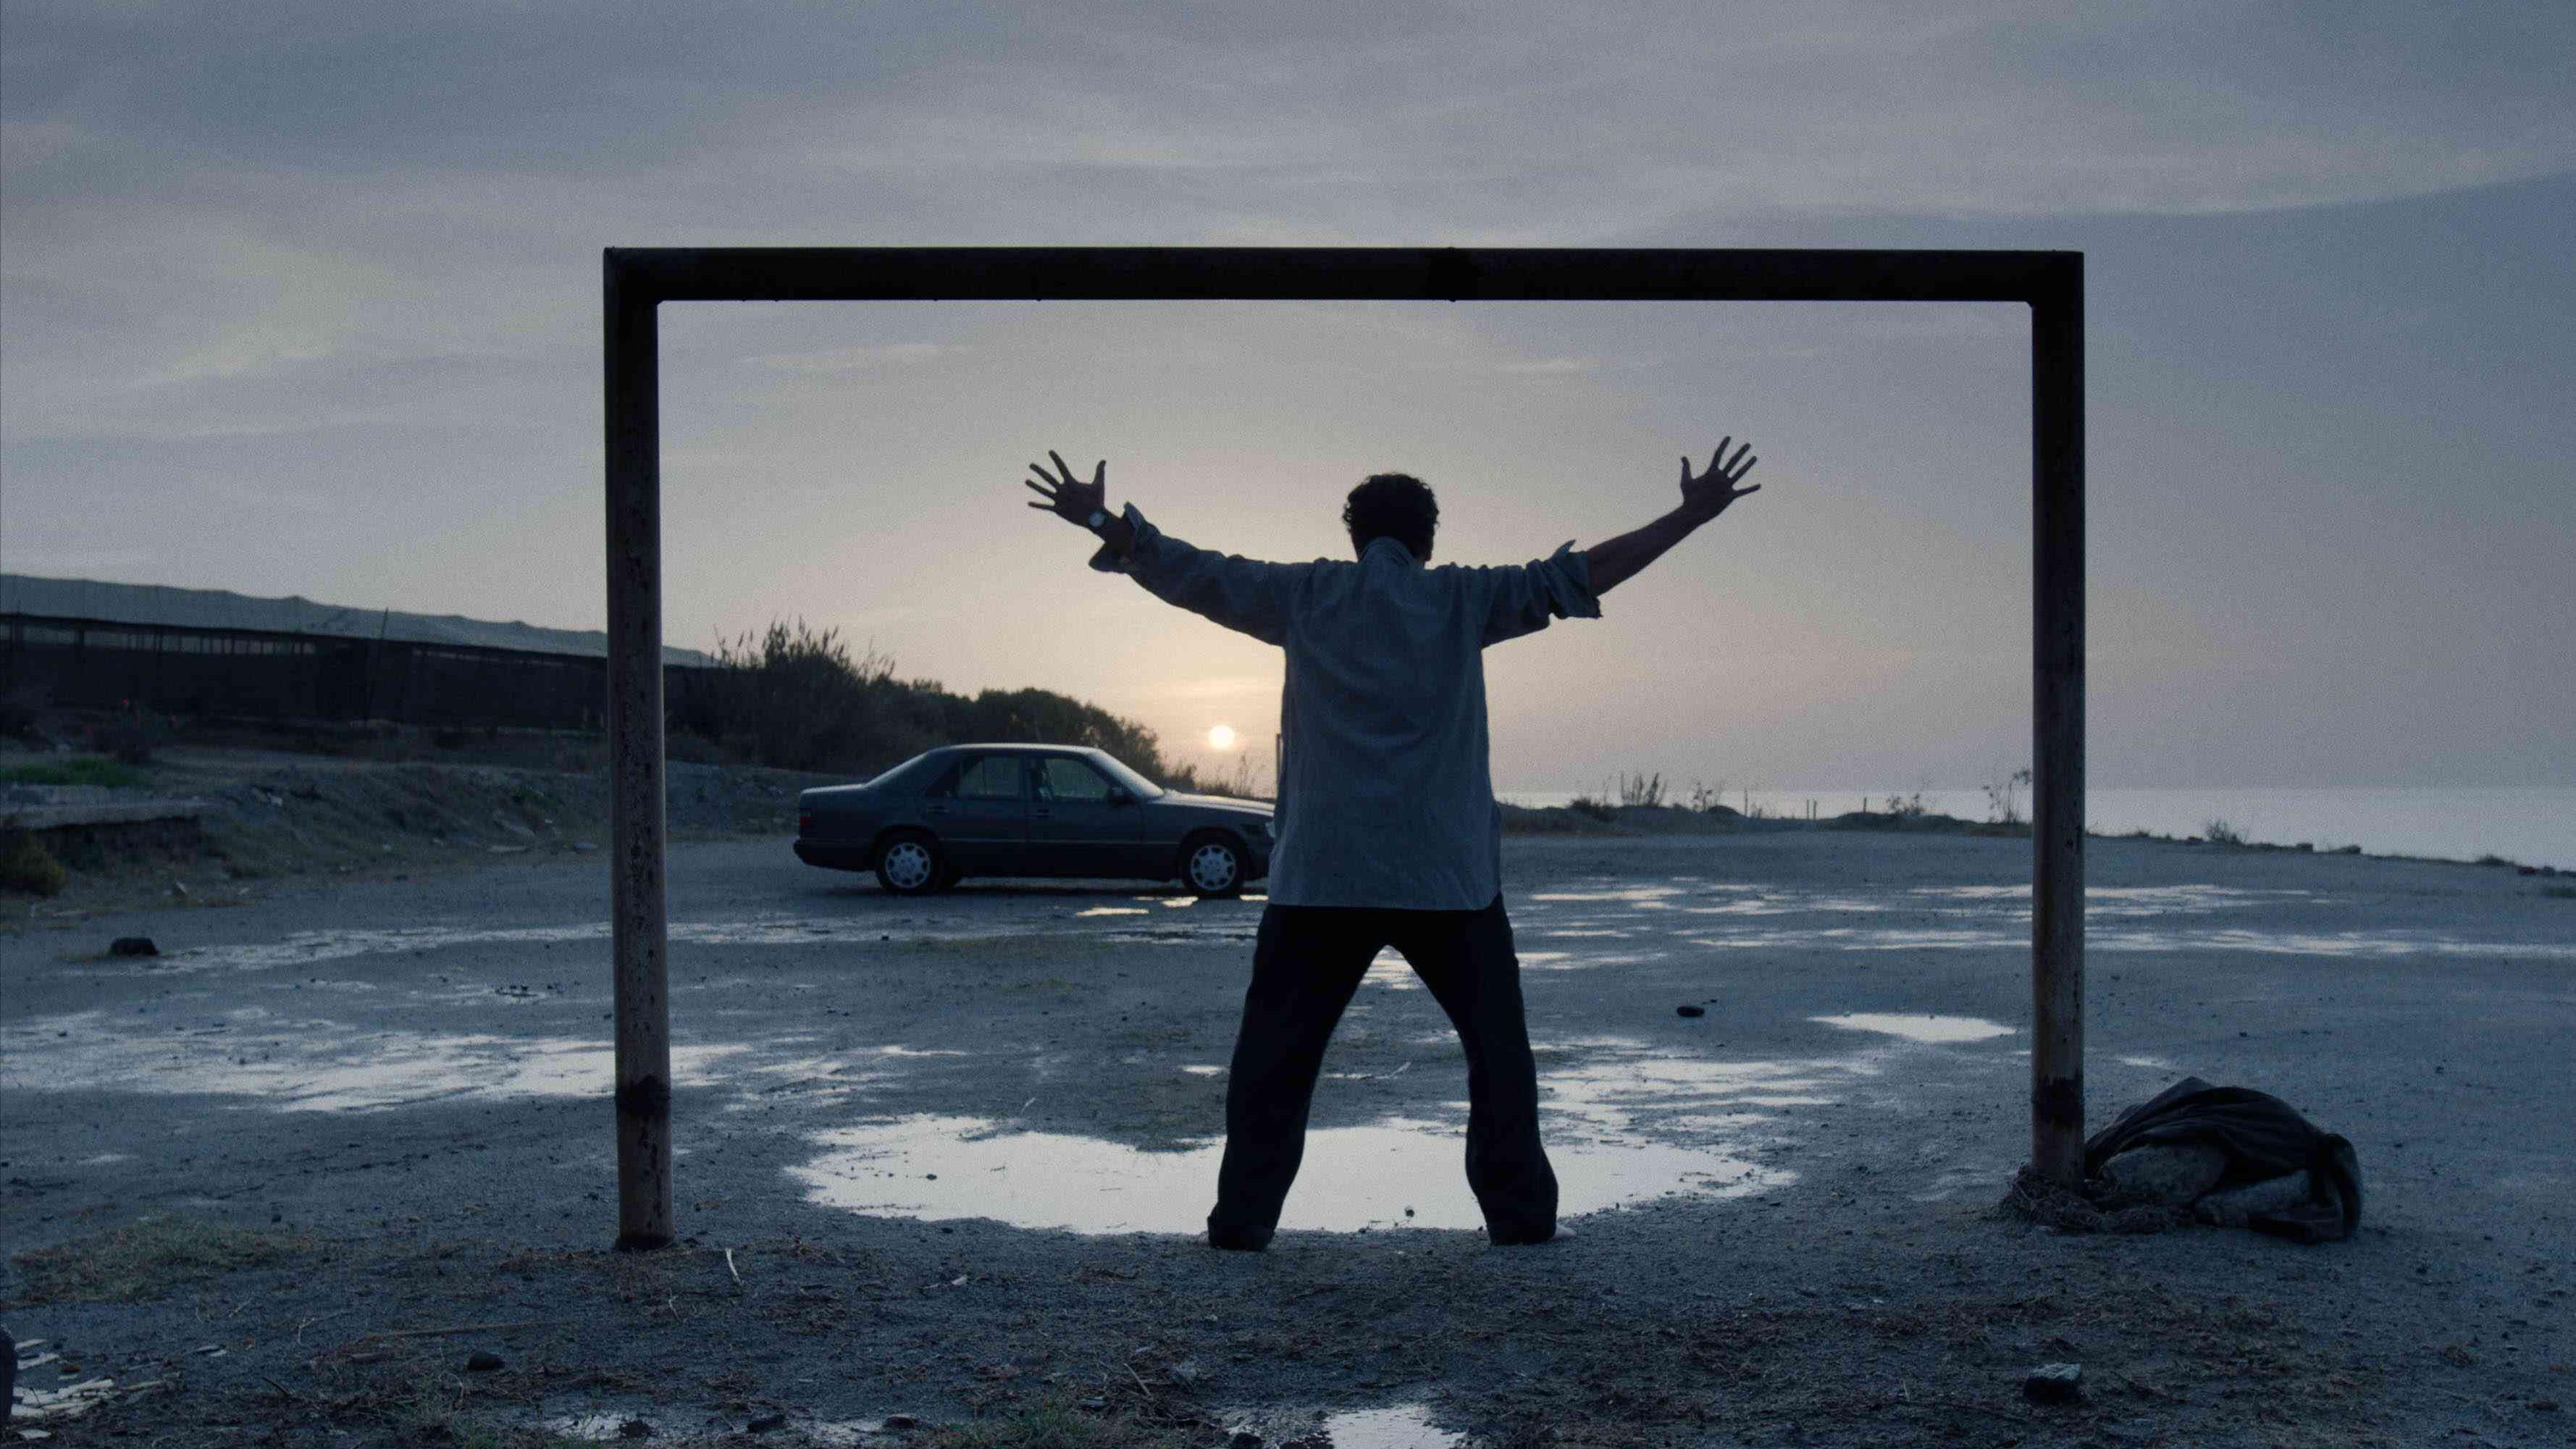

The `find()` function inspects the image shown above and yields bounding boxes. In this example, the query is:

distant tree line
[675,619,1219,790]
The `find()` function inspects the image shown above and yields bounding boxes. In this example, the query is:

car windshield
[1086,752,1165,799]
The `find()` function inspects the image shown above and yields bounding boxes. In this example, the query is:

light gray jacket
[1095,506,1600,909]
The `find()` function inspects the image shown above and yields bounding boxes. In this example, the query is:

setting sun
[1207,724,1238,751]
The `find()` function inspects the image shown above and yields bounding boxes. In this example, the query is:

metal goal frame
[601,245,2085,1249]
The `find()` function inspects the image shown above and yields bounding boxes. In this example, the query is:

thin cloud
[747,343,970,374]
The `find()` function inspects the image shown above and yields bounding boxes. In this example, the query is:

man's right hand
[1023,450,1109,529]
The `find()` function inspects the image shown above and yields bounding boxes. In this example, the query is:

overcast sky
[4,1,2569,791]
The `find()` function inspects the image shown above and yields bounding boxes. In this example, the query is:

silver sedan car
[794,744,1274,896]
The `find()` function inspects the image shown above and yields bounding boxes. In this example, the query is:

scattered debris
[9,1375,169,1422]
[1999,1166,2186,1235]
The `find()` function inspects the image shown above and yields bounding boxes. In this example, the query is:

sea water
[1496,785,2576,871]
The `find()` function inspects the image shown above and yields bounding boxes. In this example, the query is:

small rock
[617,1419,654,1440]
[109,936,159,957]
[882,1414,918,1429]
[464,1350,503,1372]
[1229,1433,1264,1449]
[2192,1169,2313,1227]
[2023,1362,2083,1403]
[745,1411,787,1433]
[2097,1143,2227,1205]
[1676,1004,1706,1018]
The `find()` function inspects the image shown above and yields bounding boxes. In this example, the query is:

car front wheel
[875,832,944,895]
[1181,833,1246,898]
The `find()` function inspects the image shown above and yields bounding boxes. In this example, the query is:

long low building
[2,574,718,732]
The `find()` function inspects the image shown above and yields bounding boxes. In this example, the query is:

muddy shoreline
[4,831,2571,1445]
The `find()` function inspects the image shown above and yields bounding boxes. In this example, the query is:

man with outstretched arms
[1025,442,1759,1248]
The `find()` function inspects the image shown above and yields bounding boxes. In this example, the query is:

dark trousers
[1209,896,1558,1247]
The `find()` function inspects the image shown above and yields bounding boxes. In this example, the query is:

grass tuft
[9,1214,309,1304]
[1,827,68,895]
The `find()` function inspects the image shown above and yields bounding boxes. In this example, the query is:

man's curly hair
[1342,473,1438,561]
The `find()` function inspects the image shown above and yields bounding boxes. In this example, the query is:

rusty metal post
[604,256,674,1250]
[2029,261,2087,1185]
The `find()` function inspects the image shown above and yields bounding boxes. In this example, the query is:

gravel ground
[3,828,2571,1446]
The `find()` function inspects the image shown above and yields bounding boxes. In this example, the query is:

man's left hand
[1677,438,1759,523]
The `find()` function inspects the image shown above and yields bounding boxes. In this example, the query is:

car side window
[955,755,1025,802]
[1038,758,1114,803]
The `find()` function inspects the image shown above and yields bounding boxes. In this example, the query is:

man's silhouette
[1027,442,1759,1248]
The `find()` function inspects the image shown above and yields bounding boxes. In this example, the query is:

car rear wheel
[875,832,944,895]
[1181,833,1246,898]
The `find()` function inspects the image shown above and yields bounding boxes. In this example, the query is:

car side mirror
[1104,786,1133,806]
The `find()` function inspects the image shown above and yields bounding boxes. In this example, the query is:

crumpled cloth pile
[2084,1076,2363,1243]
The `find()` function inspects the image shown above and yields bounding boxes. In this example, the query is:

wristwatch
[1086,508,1111,533]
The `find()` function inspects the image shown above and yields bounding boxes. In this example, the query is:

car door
[1028,756,1150,878]
[926,752,1030,870]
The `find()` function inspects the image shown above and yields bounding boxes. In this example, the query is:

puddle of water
[1363,947,1419,991]
[1529,885,1690,904]
[0,1009,747,1111]
[1322,1403,1467,1449]
[805,1422,896,1447]
[123,904,1277,977]
[792,1096,1786,1235]
[1506,877,2574,962]
[1814,1013,2014,1044]
[794,1036,1826,1233]
[546,1412,665,1442]
[73,878,2554,990]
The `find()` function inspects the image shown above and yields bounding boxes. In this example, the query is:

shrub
[0,683,49,741]
[1568,794,1616,823]
[1616,770,1665,808]
[98,709,166,765]
[0,755,147,789]
[1984,768,2031,825]
[0,828,69,896]
[2204,818,2246,846]
[699,618,1193,784]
